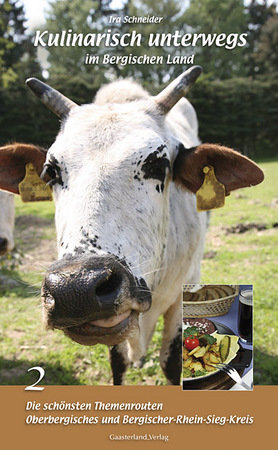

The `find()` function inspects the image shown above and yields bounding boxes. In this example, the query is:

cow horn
[155,66,202,114]
[26,78,77,119]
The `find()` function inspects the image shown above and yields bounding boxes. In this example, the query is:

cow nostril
[95,271,123,299]
[0,237,8,252]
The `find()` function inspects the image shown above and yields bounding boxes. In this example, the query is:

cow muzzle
[41,255,151,345]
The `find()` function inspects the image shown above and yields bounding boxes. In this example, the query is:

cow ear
[0,143,46,194]
[173,143,264,195]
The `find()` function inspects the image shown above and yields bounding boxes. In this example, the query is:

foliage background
[0,0,278,156]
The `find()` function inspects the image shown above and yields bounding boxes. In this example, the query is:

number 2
[25,366,45,391]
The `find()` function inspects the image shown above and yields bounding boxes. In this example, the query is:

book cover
[0,0,277,447]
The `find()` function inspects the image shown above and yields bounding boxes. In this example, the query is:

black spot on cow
[115,243,123,256]
[62,248,81,258]
[157,144,166,153]
[78,231,102,252]
[73,246,86,255]
[89,236,99,246]
[141,148,170,193]
[81,229,89,238]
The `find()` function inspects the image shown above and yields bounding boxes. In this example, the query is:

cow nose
[0,237,8,253]
[95,270,123,302]
[42,256,129,327]
[45,268,123,307]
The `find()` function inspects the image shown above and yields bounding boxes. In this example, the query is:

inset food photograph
[182,285,253,390]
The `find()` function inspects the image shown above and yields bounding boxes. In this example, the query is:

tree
[253,12,278,75]
[45,0,124,83]
[182,0,248,79]
[44,0,191,95]
[188,76,278,157]
[0,0,27,86]
[0,0,41,87]
[244,0,277,76]
[113,0,187,87]
[0,0,44,145]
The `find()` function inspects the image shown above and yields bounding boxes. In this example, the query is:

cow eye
[40,163,61,186]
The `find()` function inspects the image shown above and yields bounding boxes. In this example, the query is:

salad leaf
[183,326,199,338]
[183,368,192,378]
[193,370,207,378]
[199,334,217,345]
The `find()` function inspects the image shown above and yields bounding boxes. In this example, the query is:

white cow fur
[45,81,207,372]
[0,190,15,252]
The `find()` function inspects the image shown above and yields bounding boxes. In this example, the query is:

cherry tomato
[184,336,199,350]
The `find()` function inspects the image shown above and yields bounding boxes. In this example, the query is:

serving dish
[183,284,238,318]
[182,320,252,390]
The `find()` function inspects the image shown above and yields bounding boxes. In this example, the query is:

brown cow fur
[173,143,264,195]
[0,143,46,194]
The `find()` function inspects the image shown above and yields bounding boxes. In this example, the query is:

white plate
[183,332,240,381]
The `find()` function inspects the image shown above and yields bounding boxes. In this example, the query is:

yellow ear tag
[18,163,53,202]
[196,165,225,211]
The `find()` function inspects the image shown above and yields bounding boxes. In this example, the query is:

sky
[21,0,124,73]
[21,0,267,33]
[22,0,124,30]
[21,0,261,30]
[22,0,49,29]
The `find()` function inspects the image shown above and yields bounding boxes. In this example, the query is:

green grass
[14,198,55,221]
[0,276,165,385]
[201,158,278,384]
[0,264,166,386]
[0,198,166,385]
[0,159,277,385]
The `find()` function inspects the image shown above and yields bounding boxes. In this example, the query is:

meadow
[202,158,278,384]
[0,158,277,386]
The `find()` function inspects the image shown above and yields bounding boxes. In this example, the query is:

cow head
[0,67,264,347]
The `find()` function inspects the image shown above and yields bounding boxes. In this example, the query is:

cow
[0,66,264,384]
[0,190,14,255]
